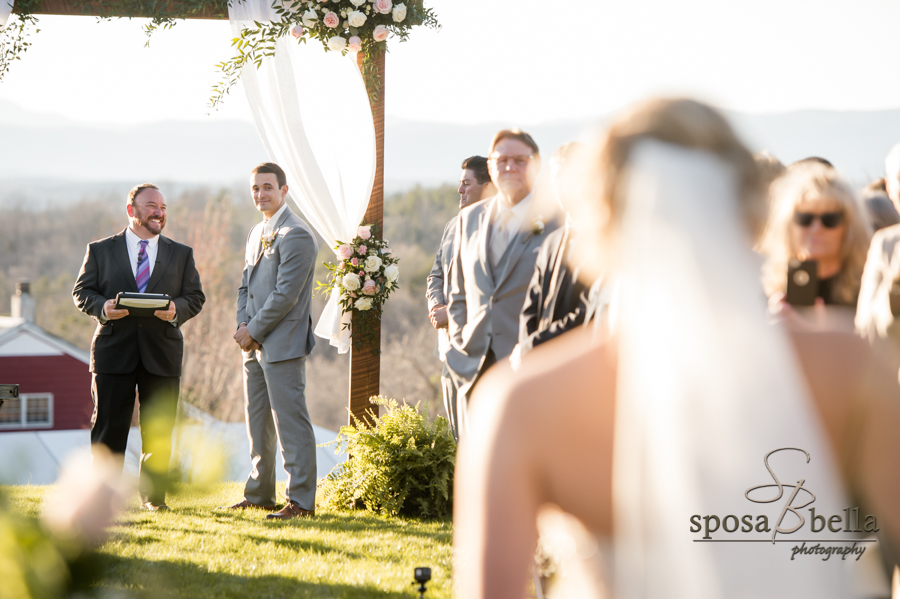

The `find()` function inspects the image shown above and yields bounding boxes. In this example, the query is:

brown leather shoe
[221,499,279,511]
[265,501,315,520]
[141,502,170,512]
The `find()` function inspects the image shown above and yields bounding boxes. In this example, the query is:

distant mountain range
[1,99,898,205]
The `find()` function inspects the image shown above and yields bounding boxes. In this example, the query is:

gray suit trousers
[242,351,316,510]
[440,360,460,442]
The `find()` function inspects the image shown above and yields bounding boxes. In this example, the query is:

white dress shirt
[246,202,288,264]
[496,191,535,246]
[99,227,164,323]
[125,227,160,278]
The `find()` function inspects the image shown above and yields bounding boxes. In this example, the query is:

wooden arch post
[14,0,385,426]
[350,49,384,427]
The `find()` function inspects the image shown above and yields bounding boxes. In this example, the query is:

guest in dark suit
[516,143,591,362]
[426,156,495,440]
[73,183,205,511]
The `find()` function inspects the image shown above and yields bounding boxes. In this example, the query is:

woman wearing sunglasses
[760,163,872,306]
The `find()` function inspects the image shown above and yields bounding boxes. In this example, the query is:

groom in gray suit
[229,162,318,520]
[446,130,552,431]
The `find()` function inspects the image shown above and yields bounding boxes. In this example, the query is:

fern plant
[318,396,457,519]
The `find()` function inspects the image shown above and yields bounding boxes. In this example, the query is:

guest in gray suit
[446,130,554,433]
[228,162,319,520]
[426,156,495,440]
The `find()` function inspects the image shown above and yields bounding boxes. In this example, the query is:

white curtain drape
[0,0,15,28]
[229,0,376,354]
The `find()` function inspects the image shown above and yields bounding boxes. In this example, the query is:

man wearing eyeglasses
[446,130,555,434]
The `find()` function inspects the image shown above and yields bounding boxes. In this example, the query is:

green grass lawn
[4,482,452,598]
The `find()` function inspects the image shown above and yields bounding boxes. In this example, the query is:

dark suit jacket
[72,229,205,377]
[518,224,588,355]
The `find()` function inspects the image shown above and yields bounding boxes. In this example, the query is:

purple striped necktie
[135,239,150,292]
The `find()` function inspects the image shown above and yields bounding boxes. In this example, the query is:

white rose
[327,35,347,51]
[342,272,361,291]
[301,9,318,26]
[347,10,367,27]
[392,2,406,22]
[354,297,374,311]
[364,255,383,272]
[349,0,365,5]
[384,264,399,282]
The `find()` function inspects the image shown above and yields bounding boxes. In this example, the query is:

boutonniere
[261,230,278,253]
[531,216,545,236]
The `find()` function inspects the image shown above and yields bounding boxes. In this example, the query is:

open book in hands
[114,292,172,318]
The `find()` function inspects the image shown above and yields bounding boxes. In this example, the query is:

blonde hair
[572,98,764,279]
[759,164,871,305]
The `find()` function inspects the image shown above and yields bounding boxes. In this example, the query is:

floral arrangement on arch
[211,0,439,107]
[317,222,399,351]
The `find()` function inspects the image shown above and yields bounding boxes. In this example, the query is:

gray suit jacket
[237,206,318,363]
[426,216,458,360]
[426,215,458,311]
[446,195,552,394]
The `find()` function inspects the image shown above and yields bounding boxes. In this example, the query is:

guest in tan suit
[857,143,900,349]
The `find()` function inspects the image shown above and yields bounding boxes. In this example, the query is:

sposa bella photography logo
[690,448,879,561]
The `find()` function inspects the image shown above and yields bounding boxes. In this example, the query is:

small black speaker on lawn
[413,567,431,597]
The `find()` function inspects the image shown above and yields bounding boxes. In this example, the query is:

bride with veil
[452,98,900,599]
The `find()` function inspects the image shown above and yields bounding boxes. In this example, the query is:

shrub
[318,396,457,518]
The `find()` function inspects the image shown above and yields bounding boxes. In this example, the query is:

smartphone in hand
[785,259,818,306]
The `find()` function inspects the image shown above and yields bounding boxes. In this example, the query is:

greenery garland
[0,0,438,107]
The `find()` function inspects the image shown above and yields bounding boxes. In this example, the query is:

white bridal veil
[612,141,859,598]
[229,0,376,353]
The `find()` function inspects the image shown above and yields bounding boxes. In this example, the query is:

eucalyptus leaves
[212,0,438,107]
[0,0,438,107]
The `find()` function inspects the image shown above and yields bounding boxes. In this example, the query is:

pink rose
[373,0,392,14]
[290,24,305,38]
[323,11,340,28]
[337,243,353,260]
[359,270,365,276]
[348,36,362,52]
[372,24,389,42]
[358,245,367,255]
[381,247,391,255]
[357,225,372,240]
[351,257,359,266]
[362,279,377,295]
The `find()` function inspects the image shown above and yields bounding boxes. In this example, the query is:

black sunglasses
[793,211,844,228]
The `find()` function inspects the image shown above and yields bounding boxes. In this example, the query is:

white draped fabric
[0,0,14,28]
[228,0,376,354]
[613,141,858,598]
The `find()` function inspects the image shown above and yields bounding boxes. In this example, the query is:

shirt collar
[264,202,289,230]
[506,191,534,220]
[125,226,160,248]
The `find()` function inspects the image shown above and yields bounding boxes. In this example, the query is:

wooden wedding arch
[13,0,385,426]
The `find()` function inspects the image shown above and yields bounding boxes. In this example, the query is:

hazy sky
[1,0,898,126]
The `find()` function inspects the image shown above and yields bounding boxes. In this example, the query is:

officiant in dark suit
[73,183,205,511]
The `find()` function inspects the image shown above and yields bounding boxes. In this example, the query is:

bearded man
[73,183,205,511]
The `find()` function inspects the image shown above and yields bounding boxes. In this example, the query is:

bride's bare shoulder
[470,328,614,426]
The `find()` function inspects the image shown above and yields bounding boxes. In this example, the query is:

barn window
[0,394,53,429]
